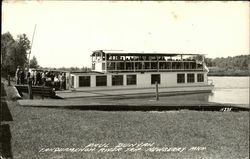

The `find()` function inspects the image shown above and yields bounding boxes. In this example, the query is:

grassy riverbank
[1,80,249,159]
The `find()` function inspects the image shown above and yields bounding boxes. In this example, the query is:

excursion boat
[56,50,214,98]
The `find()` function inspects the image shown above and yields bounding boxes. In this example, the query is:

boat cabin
[69,50,210,91]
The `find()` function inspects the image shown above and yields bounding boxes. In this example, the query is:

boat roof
[29,68,70,73]
[91,50,205,57]
[70,71,104,74]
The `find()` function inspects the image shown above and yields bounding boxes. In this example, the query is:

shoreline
[208,74,249,77]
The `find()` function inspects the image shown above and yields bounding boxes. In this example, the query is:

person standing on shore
[62,73,66,90]
[20,70,25,85]
[33,70,37,85]
[15,66,20,84]
[54,74,59,89]
[27,70,31,84]
[30,70,34,85]
[36,71,41,85]
[41,71,46,86]
[59,73,63,90]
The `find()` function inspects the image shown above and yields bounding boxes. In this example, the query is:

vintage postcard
[1,1,249,159]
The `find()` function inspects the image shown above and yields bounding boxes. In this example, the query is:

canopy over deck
[29,68,70,73]
[91,50,206,57]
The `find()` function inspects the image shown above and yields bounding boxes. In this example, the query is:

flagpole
[27,24,37,71]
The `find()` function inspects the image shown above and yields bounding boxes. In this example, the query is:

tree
[204,58,213,67]
[1,32,31,76]
[70,67,81,71]
[1,32,16,76]
[81,66,91,72]
[29,56,39,69]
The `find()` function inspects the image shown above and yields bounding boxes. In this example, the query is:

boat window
[125,62,133,70]
[151,74,160,84]
[197,73,204,82]
[144,62,150,69]
[151,62,157,69]
[79,76,91,87]
[117,62,125,70]
[184,62,190,69]
[112,75,123,86]
[190,62,196,69]
[187,73,195,83]
[127,75,137,85]
[96,76,107,86]
[135,62,142,70]
[172,62,177,69]
[107,62,115,70]
[71,76,74,88]
[177,74,185,83]
[102,63,105,70]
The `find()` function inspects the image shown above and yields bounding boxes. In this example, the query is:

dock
[55,85,213,99]
[17,98,249,111]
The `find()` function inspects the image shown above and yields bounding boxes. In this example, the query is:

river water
[147,76,249,105]
[208,76,249,105]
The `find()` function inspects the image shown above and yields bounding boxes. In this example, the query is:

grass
[7,105,249,159]
[2,79,250,159]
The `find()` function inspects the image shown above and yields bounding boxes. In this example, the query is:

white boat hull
[56,84,214,99]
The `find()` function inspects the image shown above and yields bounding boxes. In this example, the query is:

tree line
[205,55,250,70]
[205,55,250,75]
[43,66,91,72]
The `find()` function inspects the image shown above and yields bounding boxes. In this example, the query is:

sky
[2,1,249,68]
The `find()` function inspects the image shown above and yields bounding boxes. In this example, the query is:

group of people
[15,67,67,90]
[15,67,28,85]
[106,56,169,61]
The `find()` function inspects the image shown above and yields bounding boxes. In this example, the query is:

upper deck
[91,50,208,73]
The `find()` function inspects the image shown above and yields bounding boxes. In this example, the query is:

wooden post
[157,56,159,72]
[8,75,11,86]
[155,81,159,101]
[28,77,33,99]
[105,53,107,72]
[41,85,44,100]
[133,56,135,72]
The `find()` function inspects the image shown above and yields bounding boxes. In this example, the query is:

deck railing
[104,60,204,72]
[106,69,204,72]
